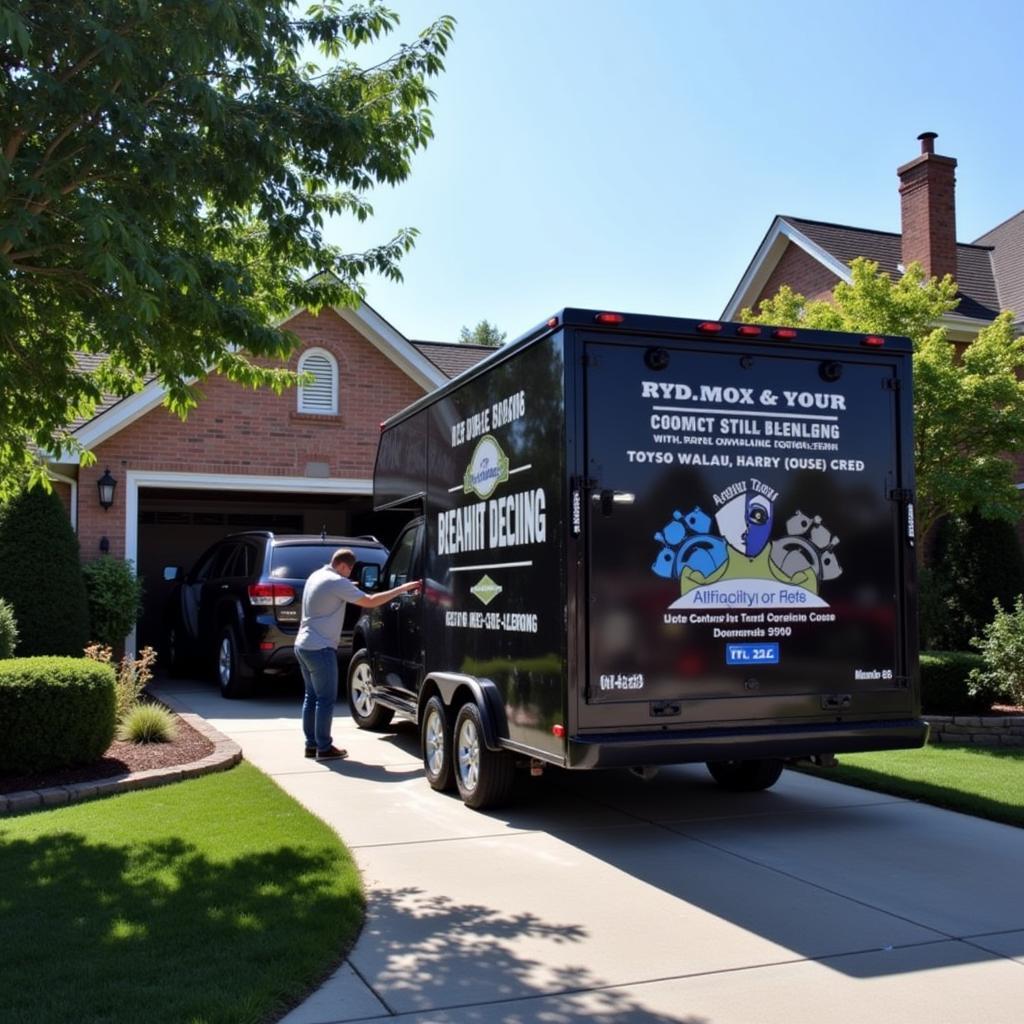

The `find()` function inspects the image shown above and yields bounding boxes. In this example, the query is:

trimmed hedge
[920,651,988,715]
[81,557,144,649]
[0,657,116,773]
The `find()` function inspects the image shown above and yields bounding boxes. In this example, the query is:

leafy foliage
[970,597,1024,707]
[0,655,116,772]
[742,259,1024,560]
[0,486,90,655]
[0,597,18,658]
[458,319,506,347]
[919,650,988,714]
[117,701,177,743]
[81,557,143,648]
[922,510,1024,650]
[0,1,455,493]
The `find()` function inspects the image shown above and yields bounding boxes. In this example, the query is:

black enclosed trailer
[348,309,927,808]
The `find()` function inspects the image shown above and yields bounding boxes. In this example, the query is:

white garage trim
[124,469,372,653]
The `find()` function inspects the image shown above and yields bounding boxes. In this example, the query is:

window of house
[297,348,338,414]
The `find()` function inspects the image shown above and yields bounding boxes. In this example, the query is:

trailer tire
[706,758,784,792]
[421,695,455,792]
[453,701,514,809]
[346,650,394,730]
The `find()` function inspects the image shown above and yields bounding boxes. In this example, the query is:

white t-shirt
[295,566,364,651]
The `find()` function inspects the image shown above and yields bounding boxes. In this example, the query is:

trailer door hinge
[888,488,913,502]
[881,377,900,391]
[582,353,599,368]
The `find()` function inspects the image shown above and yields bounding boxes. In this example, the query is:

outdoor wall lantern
[97,468,117,510]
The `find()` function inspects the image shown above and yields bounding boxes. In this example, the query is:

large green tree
[0,1,454,494]
[458,319,506,348]
[742,258,1024,563]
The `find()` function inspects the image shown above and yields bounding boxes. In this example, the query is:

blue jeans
[296,646,338,752]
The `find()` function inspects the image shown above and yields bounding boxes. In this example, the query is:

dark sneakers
[315,745,348,761]
[304,746,317,759]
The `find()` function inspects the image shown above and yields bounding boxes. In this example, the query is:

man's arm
[352,578,422,609]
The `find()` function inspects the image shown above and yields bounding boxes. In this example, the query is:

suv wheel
[421,695,454,791]
[217,625,253,699]
[453,702,514,810]
[346,650,394,730]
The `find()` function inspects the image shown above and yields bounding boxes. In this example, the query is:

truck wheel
[453,701,514,809]
[217,625,253,699]
[346,650,394,730]
[706,758,784,791]
[421,695,455,792]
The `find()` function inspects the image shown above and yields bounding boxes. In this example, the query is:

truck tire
[346,650,394,730]
[217,625,253,699]
[453,701,514,809]
[421,695,455,792]
[706,758,784,792]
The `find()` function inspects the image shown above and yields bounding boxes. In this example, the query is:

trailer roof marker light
[595,312,625,324]
[552,724,566,738]
[863,335,886,347]
[736,325,761,337]
[772,328,798,340]
[547,316,559,328]
[696,321,722,333]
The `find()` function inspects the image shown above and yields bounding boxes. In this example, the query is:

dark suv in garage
[163,531,388,697]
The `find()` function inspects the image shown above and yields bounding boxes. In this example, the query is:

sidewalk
[154,677,1024,1024]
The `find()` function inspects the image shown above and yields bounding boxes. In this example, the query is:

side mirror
[360,564,380,590]
[163,566,181,582]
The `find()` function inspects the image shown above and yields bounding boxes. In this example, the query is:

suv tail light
[248,582,296,607]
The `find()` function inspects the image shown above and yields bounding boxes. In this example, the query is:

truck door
[373,521,423,697]
[583,337,907,714]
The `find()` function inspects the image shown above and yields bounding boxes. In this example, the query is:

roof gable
[974,210,1024,323]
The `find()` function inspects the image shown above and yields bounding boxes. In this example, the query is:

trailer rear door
[583,336,910,714]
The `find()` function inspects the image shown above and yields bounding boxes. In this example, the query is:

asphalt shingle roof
[973,210,1024,322]
[412,341,495,378]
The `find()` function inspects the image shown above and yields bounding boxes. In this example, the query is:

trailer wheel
[453,701,514,809]
[421,695,455,792]
[346,650,394,730]
[706,758,784,792]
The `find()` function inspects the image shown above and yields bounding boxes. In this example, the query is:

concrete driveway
[155,677,1024,1024]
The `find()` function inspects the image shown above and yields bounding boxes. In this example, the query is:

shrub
[117,702,178,744]
[81,558,144,649]
[0,487,90,656]
[969,597,1024,708]
[924,510,1024,650]
[85,644,157,721]
[0,598,18,658]
[0,657,116,773]
[919,651,988,714]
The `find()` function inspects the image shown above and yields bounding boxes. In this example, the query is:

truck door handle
[595,489,636,516]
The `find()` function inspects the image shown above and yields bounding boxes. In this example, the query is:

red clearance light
[552,724,566,738]
[772,328,798,339]
[259,642,275,651]
[736,325,761,337]
[248,582,296,607]
[696,321,722,333]
[547,316,559,328]
[863,335,886,347]
[595,312,625,324]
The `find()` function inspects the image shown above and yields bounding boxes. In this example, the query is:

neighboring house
[723,132,1024,344]
[47,303,493,647]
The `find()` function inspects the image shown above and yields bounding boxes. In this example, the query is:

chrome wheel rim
[350,660,375,718]
[457,717,480,793]
[425,707,445,777]
[218,636,232,687]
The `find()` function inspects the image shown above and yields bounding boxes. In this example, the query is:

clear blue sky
[329,0,1024,344]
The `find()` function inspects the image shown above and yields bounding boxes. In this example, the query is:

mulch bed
[0,713,214,795]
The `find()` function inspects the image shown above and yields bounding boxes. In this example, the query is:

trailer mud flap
[582,338,909,711]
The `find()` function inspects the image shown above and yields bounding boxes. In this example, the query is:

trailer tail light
[552,724,566,738]
[595,312,625,324]
[772,328,798,340]
[736,325,761,337]
[696,321,722,333]
[259,642,275,651]
[248,583,296,607]
[863,335,885,347]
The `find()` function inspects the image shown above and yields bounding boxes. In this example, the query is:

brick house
[47,303,492,648]
[722,132,1024,344]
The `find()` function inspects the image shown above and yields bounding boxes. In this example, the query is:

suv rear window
[269,544,380,580]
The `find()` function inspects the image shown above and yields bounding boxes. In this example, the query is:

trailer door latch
[821,694,852,710]
[650,700,681,718]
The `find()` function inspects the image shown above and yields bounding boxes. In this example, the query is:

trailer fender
[423,673,508,750]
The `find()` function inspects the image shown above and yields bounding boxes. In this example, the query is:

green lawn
[804,744,1024,828]
[0,763,363,1024]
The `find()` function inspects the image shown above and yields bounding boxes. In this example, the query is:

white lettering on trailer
[489,488,546,548]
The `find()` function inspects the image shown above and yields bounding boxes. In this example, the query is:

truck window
[384,525,420,588]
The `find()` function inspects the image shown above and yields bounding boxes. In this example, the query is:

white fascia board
[126,469,372,494]
[70,384,176,455]
[333,302,446,391]
[721,219,852,321]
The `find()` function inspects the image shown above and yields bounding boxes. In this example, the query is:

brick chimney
[897,131,958,280]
